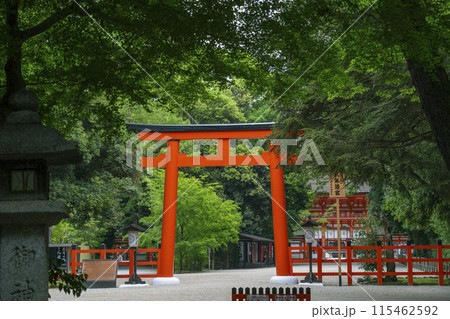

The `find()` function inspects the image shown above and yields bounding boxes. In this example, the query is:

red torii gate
[127,122,298,285]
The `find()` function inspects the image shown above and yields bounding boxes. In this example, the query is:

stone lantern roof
[123,224,146,233]
[301,216,320,228]
[0,89,81,165]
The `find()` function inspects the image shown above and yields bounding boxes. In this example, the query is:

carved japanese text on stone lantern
[0,89,82,300]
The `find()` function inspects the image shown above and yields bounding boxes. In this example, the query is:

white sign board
[246,295,270,301]
[275,295,297,301]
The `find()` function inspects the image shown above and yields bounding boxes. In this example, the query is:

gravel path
[49,265,450,301]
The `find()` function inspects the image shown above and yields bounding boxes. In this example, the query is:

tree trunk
[1,1,76,123]
[380,214,397,282]
[407,58,450,171]
[377,0,450,171]
[1,0,27,122]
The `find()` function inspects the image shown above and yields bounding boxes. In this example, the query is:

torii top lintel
[126,122,275,140]
[125,122,289,168]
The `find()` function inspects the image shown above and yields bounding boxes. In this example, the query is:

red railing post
[71,249,77,275]
[376,241,383,285]
[407,241,413,286]
[317,245,323,280]
[437,240,444,286]
[346,241,353,286]
[288,244,294,276]
[156,245,161,275]
[100,243,106,259]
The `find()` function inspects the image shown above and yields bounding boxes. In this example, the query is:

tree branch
[20,3,78,42]
[367,131,433,148]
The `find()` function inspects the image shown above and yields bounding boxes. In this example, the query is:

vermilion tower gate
[127,122,298,285]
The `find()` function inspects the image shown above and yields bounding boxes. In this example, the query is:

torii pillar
[268,150,298,284]
[153,139,181,286]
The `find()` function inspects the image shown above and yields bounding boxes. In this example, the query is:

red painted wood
[317,247,323,280]
[346,245,353,286]
[158,140,180,278]
[139,130,273,140]
[438,244,444,286]
[289,244,449,286]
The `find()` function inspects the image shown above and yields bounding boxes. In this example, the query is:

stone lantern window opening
[10,170,37,193]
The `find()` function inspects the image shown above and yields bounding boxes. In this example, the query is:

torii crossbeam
[127,122,298,285]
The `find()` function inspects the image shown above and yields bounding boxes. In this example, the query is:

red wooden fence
[68,245,449,285]
[69,248,159,279]
[290,244,450,286]
[232,287,311,301]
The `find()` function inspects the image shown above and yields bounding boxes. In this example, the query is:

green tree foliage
[199,165,274,238]
[275,60,450,243]
[139,170,242,271]
[49,115,144,247]
[190,87,246,124]
[353,214,381,276]
[0,0,269,132]
[48,260,87,298]
[267,0,450,170]
[229,78,277,123]
[384,189,450,250]
[284,169,317,229]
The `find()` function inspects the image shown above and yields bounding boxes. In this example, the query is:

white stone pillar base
[152,277,180,286]
[119,283,150,288]
[299,282,324,286]
[269,276,298,285]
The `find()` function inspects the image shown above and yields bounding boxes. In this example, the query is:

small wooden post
[337,198,342,286]
[329,174,345,286]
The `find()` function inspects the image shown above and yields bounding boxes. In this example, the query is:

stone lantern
[300,216,322,285]
[0,89,81,300]
[123,224,146,286]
